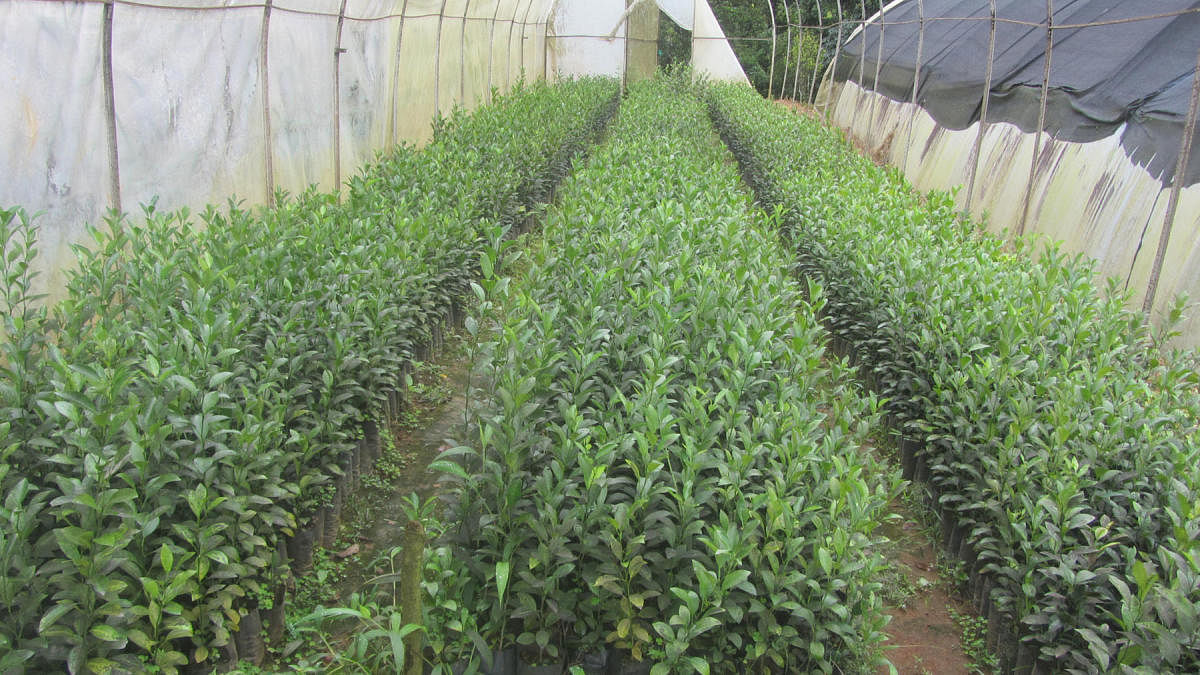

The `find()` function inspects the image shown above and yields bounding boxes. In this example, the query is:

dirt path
[324,343,474,605]
[877,493,982,674]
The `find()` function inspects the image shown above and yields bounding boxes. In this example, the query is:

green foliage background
[658,1,883,99]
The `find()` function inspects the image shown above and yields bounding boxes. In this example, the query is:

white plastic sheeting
[1,0,747,300]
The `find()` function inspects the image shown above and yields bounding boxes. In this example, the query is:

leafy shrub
[437,74,895,673]
[0,77,618,673]
[707,81,1200,673]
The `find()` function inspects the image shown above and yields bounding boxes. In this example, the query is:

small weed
[935,551,969,594]
[949,607,999,675]
[878,558,918,610]
[292,549,349,613]
[407,360,455,406]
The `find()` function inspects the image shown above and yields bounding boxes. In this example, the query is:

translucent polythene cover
[0,0,747,301]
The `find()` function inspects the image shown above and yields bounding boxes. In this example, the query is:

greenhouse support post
[847,1,875,133]
[488,0,500,99]
[857,0,866,89]
[766,0,777,99]
[102,0,121,214]
[389,0,410,145]
[504,2,515,91]
[1143,46,1200,315]
[790,1,803,101]
[825,0,843,116]
[461,0,470,102]
[261,0,275,206]
[434,0,448,116]
[868,3,886,131]
[780,0,791,99]
[333,0,348,195]
[901,0,924,169]
[808,0,824,105]
[520,0,536,78]
[1017,0,1054,238]
[964,0,998,212]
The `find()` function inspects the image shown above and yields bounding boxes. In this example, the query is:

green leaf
[90,624,125,643]
[152,548,174,579]
[38,602,73,634]
[495,561,511,603]
[480,252,495,280]
[54,400,80,424]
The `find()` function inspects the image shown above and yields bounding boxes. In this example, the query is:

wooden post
[790,0,804,101]
[333,0,348,195]
[461,0,470,103]
[902,0,925,169]
[868,2,887,129]
[433,0,448,117]
[780,0,791,99]
[1017,0,1054,238]
[1142,47,1200,315]
[260,0,275,205]
[102,0,121,214]
[504,0,517,91]
[401,519,425,675]
[520,0,537,78]
[484,0,499,99]
[389,0,410,145]
[964,0,998,212]
[808,0,824,104]
[823,0,843,116]
[766,0,777,99]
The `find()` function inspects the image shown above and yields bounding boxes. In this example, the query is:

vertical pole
[390,0,410,145]
[857,0,867,87]
[520,0,536,78]
[1017,0,1053,238]
[780,0,792,99]
[790,0,803,102]
[461,0,471,104]
[848,0,874,133]
[901,0,924,169]
[488,0,501,100]
[504,0,517,90]
[766,0,777,99]
[433,0,448,117]
[260,0,275,205]
[400,519,425,675]
[1142,47,1200,315]
[808,0,825,105]
[333,0,348,194]
[101,0,121,213]
[964,0,997,212]
[868,2,886,129]
[823,0,843,116]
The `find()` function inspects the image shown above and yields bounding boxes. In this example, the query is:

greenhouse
[1,1,1198,673]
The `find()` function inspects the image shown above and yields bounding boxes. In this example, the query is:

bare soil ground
[877,497,978,674]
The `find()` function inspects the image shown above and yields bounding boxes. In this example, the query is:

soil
[329,346,474,602]
[877,497,977,675]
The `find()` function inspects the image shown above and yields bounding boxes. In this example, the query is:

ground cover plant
[707,82,1200,672]
[431,73,897,674]
[0,76,618,673]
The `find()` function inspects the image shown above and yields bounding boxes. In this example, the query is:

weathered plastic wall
[1,0,551,301]
[3,0,749,303]
[824,80,1200,346]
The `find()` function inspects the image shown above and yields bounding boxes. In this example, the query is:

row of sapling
[430,74,897,674]
[706,82,1200,672]
[0,77,619,673]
